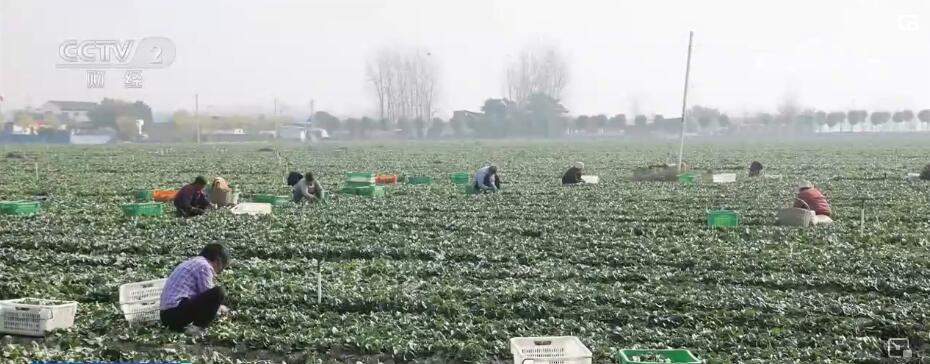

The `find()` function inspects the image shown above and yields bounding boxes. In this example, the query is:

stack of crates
[341,172,385,197]
[134,190,154,202]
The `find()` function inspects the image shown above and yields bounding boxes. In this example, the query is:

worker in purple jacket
[160,242,230,335]
[174,176,212,217]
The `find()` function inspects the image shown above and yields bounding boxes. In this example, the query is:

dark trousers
[175,207,206,218]
[160,286,225,331]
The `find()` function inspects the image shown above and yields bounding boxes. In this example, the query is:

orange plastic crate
[375,175,398,185]
[153,190,178,202]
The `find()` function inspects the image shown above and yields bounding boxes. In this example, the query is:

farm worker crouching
[174,176,212,217]
[749,161,764,177]
[473,165,501,192]
[292,172,324,203]
[562,162,585,185]
[208,177,234,207]
[794,181,833,225]
[160,242,231,335]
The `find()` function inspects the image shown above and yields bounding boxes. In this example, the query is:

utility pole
[194,94,200,144]
[677,31,694,172]
[306,99,314,143]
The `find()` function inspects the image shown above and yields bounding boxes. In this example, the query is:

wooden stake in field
[317,259,323,305]
[677,31,694,172]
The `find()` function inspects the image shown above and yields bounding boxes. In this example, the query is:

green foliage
[88,98,153,130]
[870,111,892,125]
[2,140,930,362]
[918,110,930,123]
[313,111,341,132]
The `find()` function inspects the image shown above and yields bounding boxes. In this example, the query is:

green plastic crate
[340,186,358,195]
[134,189,154,202]
[345,181,375,188]
[407,176,433,185]
[677,173,697,185]
[450,172,470,185]
[355,185,385,197]
[253,194,290,206]
[121,202,164,217]
[461,184,478,195]
[346,172,375,184]
[618,349,700,364]
[0,200,40,216]
[708,210,740,228]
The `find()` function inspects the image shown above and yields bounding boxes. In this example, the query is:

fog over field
[1,0,928,118]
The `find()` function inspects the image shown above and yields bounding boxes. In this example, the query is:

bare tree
[366,47,439,127]
[506,43,568,105]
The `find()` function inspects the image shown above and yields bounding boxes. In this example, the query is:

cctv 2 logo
[56,37,176,69]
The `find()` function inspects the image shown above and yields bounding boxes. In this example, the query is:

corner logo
[56,37,176,88]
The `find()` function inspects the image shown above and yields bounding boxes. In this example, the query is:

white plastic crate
[580,175,599,184]
[0,298,77,336]
[231,202,272,216]
[510,336,592,364]
[712,173,736,183]
[777,207,814,227]
[119,278,166,324]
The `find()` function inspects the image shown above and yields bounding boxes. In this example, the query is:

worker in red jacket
[794,181,833,224]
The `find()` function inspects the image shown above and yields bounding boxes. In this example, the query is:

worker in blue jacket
[473,165,501,192]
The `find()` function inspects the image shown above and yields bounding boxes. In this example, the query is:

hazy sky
[1,0,928,119]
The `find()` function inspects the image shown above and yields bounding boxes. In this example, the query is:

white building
[39,101,97,123]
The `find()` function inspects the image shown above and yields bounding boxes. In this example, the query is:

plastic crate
[230,202,272,216]
[678,173,697,185]
[345,181,375,188]
[134,189,154,202]
[118,278,166,324]
[121,202,164,217]
[340,186,358,195]
[0,200,40,216]
[253,194,290,206]
[375,174,398,185]
[777,207,813,227]
[407,176,433,185]
[355,185,385,197]
[712,173,736,183]
[450,172,471,185]
[708,210,740,228]
[153,189,178,202]
[510,336,592,364]
[0,298,78,336]
[461,184,478,195]
[346,172,375,183]
[618,349,700,364]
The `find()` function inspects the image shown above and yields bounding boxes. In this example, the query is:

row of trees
[366,48,438,124]
[308,104,930,140]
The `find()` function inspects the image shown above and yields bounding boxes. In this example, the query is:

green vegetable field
[1,138,929,363]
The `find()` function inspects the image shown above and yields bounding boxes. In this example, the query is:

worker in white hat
[793,180,833,225]
[562,161,585,185]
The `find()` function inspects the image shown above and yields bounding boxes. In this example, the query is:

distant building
[39,101,98,123]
